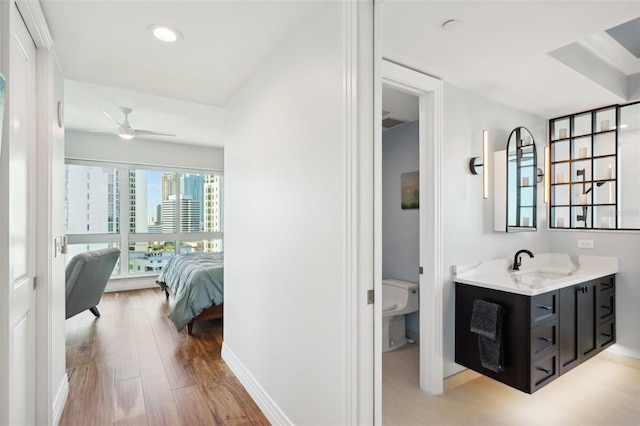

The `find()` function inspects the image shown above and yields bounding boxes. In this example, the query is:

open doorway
[375,60,444,423]
[380,86,421,417]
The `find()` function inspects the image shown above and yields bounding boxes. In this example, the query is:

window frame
[65,159,224,277]
[548,101,640,232]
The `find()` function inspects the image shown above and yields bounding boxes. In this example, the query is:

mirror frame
[506,126,537,232]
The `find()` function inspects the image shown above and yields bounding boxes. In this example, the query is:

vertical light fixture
[544,145,550,203]
[469,130,489,199]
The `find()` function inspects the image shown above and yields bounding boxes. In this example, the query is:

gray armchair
[65,247,121,319]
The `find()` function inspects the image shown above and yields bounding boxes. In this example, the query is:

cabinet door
[598,292,615,323]
[599,319,616,349]
[579,282,599,361]
[559,280,604,374]
[559,285,580,374]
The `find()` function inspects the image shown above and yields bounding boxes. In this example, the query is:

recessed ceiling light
[149,25,182,43]
[442,19,461,31]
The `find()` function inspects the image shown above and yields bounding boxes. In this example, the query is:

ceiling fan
[95,107,177,139]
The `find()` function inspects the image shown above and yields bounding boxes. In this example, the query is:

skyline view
[64,164,224,274]
[147,170,162,220]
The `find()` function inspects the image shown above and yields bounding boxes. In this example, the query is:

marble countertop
[454,253,618,296]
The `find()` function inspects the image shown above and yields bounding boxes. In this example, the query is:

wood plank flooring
[383,344,640,425]
[60,288,269,426]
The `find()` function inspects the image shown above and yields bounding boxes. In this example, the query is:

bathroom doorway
[375,60,444,422]
[381,86,420,344]
[380,85,420,414]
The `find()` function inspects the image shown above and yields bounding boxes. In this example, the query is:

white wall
[224,3,349,424]
[382,121,420,334]
[65,130,224,170]
[619,126,640,229]
[443,84,549,377]
[35,47,68,425]
[548,231,640,359]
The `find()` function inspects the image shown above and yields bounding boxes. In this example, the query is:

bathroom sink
[516,270,571,280]
[511,267,575,288]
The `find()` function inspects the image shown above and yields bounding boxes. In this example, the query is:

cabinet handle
[536,305,552,311]
[537,336,552,343]
[536,367,551,374]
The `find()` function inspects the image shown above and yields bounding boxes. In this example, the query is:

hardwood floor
[383,344,640,425]
[61,290,640,425]
[60,288,269,426]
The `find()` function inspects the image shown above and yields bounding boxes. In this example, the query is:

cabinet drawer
[597,276,615,293]
[531,352,558,391]
[599,319,616,349]
[530,321,558,360]
[531,291,558,326]
[598,293,615,322]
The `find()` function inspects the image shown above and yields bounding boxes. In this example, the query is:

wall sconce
[544,146,550,203]
[469,130,489,199]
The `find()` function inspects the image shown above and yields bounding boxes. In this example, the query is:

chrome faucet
[512,249,534,271]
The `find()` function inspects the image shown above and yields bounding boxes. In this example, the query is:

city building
[65,164,119,234]
[204,175,223,252]
[161,195,201,233]
[129,169,148,233]
[129,249,174,273]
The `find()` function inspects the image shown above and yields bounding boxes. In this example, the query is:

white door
[2,3,38,425]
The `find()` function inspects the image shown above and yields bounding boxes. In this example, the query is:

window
[549,101,639,230]
[65,164,120,234]
[128,241,174,273]
[65,161,224,277]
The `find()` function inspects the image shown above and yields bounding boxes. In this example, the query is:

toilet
[382,279,419,352]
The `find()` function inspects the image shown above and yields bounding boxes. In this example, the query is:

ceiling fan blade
[103,110,124,126]
[134,129,177,137]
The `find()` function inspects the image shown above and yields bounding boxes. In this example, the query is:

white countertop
[454,253,618,296]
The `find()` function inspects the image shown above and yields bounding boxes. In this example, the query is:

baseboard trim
[598,351,640,370]
[53,373,69,425]
[443,368,481,393]
[221,343,292,425]
[406,330,420,345]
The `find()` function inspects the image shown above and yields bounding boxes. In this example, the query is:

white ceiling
[40,1,640,148]
[41,0,326,147]
[382,86,419,125]
[382,1,640,119]
[65,80,225,147]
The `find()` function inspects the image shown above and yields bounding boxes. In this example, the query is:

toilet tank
[382,279,419,313]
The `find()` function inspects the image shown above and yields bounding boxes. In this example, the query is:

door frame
[0,1,62,425]
[374,59,444,422]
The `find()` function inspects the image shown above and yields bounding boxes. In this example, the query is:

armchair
[65,247,121,319]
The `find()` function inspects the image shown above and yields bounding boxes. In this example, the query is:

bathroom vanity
[454,254,618,393]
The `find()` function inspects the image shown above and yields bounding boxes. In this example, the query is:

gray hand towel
[470,299,504,373]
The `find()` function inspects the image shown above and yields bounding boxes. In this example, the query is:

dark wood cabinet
[559,275,616,374]
[455,274,615,394]
[455,283,559,393]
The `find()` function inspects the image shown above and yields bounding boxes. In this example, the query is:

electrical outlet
[577,239,594,249]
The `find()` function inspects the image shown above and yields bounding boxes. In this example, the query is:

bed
[156,252,224,334]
